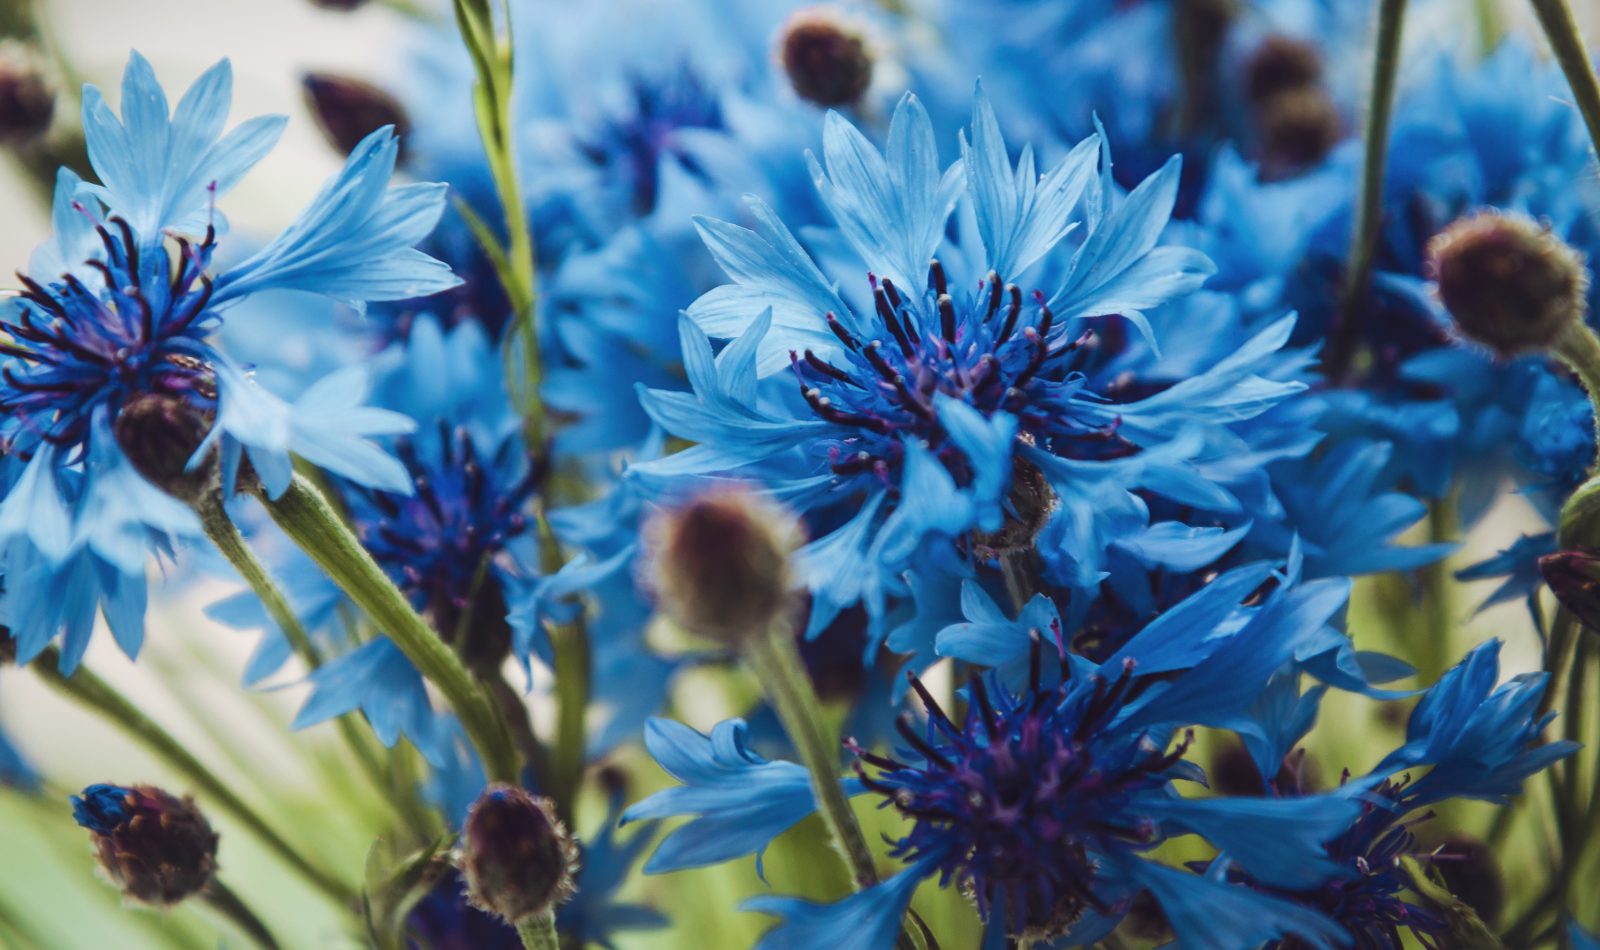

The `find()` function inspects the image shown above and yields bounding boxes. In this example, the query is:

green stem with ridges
[255,474,519,784]
[29,647,355,906]
[742,624,878,890]
[514,911,559,950]
[1329,0,1408,379]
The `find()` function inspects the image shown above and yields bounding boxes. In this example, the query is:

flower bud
[646,485,803,644]
[71,783,218,905]
[460,784,577,924]
[1539,547,1600,632]
[113,391,216,502]
[1244,35,1322,104]
[778,8,873,108]
[0,629,16,666]
[1258,86,1340,173]
[1433,835,1505,927]
[1428,211,1590,357]
[302,72,409,159]
[0,43,55,147]
[308,0,368,9]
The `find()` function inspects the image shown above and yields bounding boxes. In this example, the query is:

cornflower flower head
[634,85,1313,635]
[0,52,457,669]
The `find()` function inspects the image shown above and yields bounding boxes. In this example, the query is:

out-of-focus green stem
[30,648,356,906]
[1329,0,1408,380]
[743,624,877,890]
[1527,0,1600,158]
[205,880,282,950]
[515,912,559,950]
[257,474,519,784]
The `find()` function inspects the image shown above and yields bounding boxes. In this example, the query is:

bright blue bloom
[558,779,670,948]
[0,53,456,668]
[621,718,853,876]
[744,855,936,950]
[293,637,447,764]
[1232,639,1574,948]
[1573,922,1600,950]
[633,89,1300,638]
[70,782,133,834]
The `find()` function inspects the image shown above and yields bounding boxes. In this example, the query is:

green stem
[1329,0,1408,380]
[743,625,878,890]
[30,648,355,906]
[450,0,543,440]
[1472,0,1502,56]
[204,880,281,950]
[1528,0,1600,158]
[197,492,322,666]
[535,510,590,829]
[514,911,560,950]
[1554,322,1600,469]
[198,491,437,831]
[255,474,519,784]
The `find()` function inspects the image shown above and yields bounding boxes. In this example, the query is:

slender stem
[1555,322,1600,467]
[743,624,878,890]
[1528,0,1600,158]
[1329,0,1408,380]
[515,911,560,950]
[451,0,543,440]
[204,880,281,950]
[535,510,590,829]
[199,491,436,829]
[29,648,355,906]
[1416,498,1457,685]
[197,493,322,666]
[255,474,519,784]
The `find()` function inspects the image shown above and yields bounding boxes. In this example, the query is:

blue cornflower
[634,88,1302,636]
[620,718,845,876]
[0,52,457,668]
[632,572,1369,946]
[1232,639,1575,948]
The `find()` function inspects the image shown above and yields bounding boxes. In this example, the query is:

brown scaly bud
[646,485,803,645]
[1539,547,1600,633]
[0,42,54,147]
[1244,35,1323,105]
[302,72,410,159]
[1258,86,1341,174]
[1428,210,1590,358]
[71,784,219,905]
[113,390,217,503]
[460,784,577,925]
[778,7,874,108]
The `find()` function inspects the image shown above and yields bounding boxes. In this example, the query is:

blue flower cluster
[0,0,1595,947]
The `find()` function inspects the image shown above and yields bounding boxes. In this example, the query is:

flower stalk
[204,880,282,950]
[255,473,520,785]
[1329,0,1408,379]
[742,621,879,890]
[1527,0,1600,158]
[515,912,560,950]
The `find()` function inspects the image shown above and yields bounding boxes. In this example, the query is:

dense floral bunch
[0,0,1599,948]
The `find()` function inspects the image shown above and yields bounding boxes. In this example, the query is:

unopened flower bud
[1433,835,1505,927]
[1428,211,1589,357]
[1244,35,1322,104]
[1258,86,1340,173]
[302,72,409,159]
[113,391,216,502]
[779,8,874,108]
[1539,547,1600,632]
[0,43,55,146]
[71,783,218,905]
[460,784,577,924]
[308,0,368,10]
[646,485,803,644]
